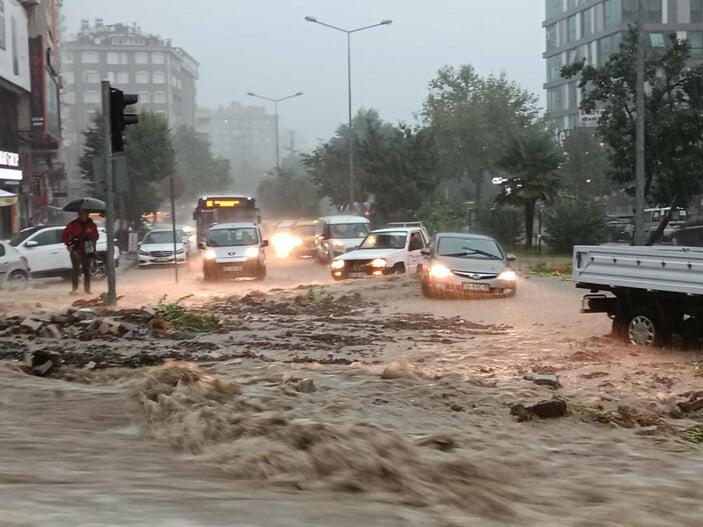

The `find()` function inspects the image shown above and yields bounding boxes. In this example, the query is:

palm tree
[498,131,561,248]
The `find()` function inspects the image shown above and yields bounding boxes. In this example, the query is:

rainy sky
[62,0,545,146]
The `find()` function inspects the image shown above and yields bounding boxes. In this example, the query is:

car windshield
[294,224,316,236]
[10,227,42,246]
[207,227,259,247]
[143,231,179,245]
[358,232,407,250]
[437,236,503,260]
[330,223,369,239]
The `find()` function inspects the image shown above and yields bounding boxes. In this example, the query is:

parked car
[176,226,196,257]
[138,229,187,267]
[673,215,703,246]
[291,219,318,258]
[420,233,517,298]
[606,215,634,243]
[201,222,267,281]
[0,240,30,288]
[10,225,119,279]
[330,227,429,281]
[314,215,370,263]
[643,207,687,243]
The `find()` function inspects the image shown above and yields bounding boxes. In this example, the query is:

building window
[63,71,74,84]
[106,51,129,65]
[63,91,75,104]
[593,1,605,32]
[546,24,558,51]
[135,51,149,64]
[153,71,166,84]
[82,70,100,83]
[645,0,662,23]
[598,33,622,65]
[136,71,149,84]
[689,31,703,58]
[582,7,593,38]
[604,0,622,29]
[693,0,703,23]
[138,91,151,104]
[84,91,100,104]
[546,55,563,82]
[81,51,99,64]
[153,91,166,103]
[116,71,129,84]
[546,0,563,19]
[63,50,73,63]
[106,71,116,83]
[151,52,165,64]
[567,15,578,43]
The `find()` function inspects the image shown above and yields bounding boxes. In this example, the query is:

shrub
[474,202,523,248]
[545,195,606,254]
[415,198,465,234]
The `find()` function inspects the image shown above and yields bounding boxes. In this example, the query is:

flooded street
[1,260,702,526]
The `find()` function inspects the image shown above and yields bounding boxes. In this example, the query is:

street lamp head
[305,16,317,22]
[246,92,256,97]
[295,91,303,96]
[380,19,392,25]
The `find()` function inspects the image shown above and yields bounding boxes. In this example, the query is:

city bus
[192,195,259,247]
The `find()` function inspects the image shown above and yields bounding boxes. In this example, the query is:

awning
[0,189,18,207]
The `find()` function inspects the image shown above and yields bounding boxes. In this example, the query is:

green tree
[358,122,439,224]
[422,65,539,201]
[302,108,383,210]
[474,201,523,248]
[546,195,606,253]
[560,129,611,197]
[497,130,561,248]
[257,154,319,218]
[415,197,465,234]
[122,113,175,223]
[78,113,107,199]
[173,125,232,200]
[562,29,703,243]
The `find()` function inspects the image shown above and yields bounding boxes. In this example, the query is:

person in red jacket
[61,210,99,294]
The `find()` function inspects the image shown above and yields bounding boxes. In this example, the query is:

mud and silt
[2,279,703,526]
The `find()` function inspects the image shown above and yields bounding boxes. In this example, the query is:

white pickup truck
[574,245,703,346]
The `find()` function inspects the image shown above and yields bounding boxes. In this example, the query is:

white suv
[10,225,119,279]
[330,227,429,280]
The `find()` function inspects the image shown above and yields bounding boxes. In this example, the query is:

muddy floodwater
[1,260,702,526]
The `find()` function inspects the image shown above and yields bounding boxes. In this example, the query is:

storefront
[0,149,22,238]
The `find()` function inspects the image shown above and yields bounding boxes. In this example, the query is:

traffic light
[109,87,138,152]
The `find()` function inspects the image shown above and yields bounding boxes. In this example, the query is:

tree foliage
[257,155,320,218]
[173,125,232,201]
[422,65,539,201]
[497,130,561,248]
[546,195,606,253]
[562,29,703,236]
[415,197,465,234]
[474,201,523,248]
[559,128,611,197]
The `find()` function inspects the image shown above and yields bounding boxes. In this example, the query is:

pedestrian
[61,209,99,295]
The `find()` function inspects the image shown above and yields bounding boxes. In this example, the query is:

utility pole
[634,0,647,245]
[273,100,280,174]
[101,81,117,305]
[347,31,354,212]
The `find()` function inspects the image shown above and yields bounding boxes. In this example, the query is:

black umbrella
[63,197,106,213]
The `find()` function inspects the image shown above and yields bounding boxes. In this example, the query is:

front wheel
[6,269,29,290]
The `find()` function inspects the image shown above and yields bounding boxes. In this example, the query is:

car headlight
[371,258,387,268]
[498,269,517,281]
[176,248,185,254]
[245,247,260,258]
[429,263,451,279]
[138,250,149,256]
[204,249,217,260]
[331,259,345,270]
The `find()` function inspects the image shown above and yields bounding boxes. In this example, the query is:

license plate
[349,272,366,278]
[463,282,490,291]
[224,265,242,272]
[155,257,172,262]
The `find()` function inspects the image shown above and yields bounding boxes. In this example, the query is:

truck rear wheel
[628,311,662,347]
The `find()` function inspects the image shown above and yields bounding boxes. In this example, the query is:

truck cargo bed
[573,245,703,296]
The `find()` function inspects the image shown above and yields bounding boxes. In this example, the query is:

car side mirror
[198,241,206,250]
[507,253,517,262]
[25,240,38,248]
[262,240,269,248]
[420,248,431,256]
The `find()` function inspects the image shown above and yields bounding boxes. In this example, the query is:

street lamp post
[305,16,392,212]
[247,91,303,174]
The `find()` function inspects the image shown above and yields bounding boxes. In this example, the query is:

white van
[201,222,268,281]
[314,215,370,263]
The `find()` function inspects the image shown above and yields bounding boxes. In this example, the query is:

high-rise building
[196,102,283,193]
[0,0,63,234]
[543,0,703,135]
[61,19,198,198]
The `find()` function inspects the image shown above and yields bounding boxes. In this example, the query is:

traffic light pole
[101,80,117,305]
